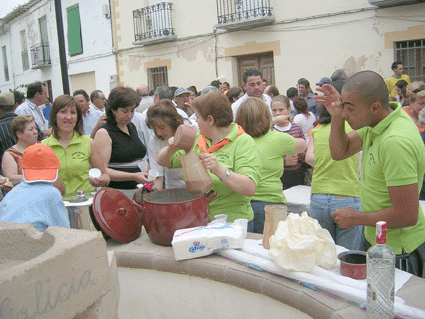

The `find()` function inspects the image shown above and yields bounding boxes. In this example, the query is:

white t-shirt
[293,112,316,143]
[147,135,186,189]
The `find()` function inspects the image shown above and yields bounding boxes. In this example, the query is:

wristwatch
[220,169,231,181]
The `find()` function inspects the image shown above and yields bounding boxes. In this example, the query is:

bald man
[315,70,425,276]
[136,84,154,113]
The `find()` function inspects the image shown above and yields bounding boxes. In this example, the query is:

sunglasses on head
[413,87,425,94]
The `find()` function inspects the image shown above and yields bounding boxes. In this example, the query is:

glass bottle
[366,221,395,318]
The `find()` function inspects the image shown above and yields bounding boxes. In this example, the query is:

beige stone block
[0,222,112,319]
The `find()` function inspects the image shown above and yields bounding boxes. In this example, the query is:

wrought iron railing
[30,42,51,67]
[21,50,29,71]
[133,2,175,43]
[216,0,273,25]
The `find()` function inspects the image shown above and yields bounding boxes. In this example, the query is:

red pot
[133,188,216,246]
[338,250,367,280]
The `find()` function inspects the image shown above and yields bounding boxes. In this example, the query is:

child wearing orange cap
[0,144,69,232]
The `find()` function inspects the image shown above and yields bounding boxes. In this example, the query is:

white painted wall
[0,0,116,98]
[113,0,425,94]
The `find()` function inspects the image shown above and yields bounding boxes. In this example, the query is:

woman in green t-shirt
[235,97,307,234]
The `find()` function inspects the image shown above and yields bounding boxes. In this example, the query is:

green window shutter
[67,6,83,56]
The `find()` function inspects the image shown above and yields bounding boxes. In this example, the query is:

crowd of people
[1,61,425,277]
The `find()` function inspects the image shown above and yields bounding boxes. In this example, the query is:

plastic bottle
[366,221,395,318]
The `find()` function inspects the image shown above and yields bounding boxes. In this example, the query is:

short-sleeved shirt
[170,123,261,222]
[232,93,272,122]
[0,180,69,232]
[148,135,185,189]
[357,105,425,254]
[311,122,360,197]
[251,130,297,203]
[83,108,103,136]
[42,132,93,195]
[15,99,49,131]
[386,74,411,97]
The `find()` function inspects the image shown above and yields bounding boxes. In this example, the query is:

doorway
[237,52,275,86]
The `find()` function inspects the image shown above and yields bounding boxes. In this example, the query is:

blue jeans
[310,194,363,250]
[250,201,277,234]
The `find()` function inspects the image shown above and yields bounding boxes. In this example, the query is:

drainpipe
[54,0,70,95]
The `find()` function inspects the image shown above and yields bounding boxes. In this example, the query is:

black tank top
[102,122,146,189]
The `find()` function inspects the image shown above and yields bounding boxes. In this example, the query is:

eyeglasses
[413,87,425,94]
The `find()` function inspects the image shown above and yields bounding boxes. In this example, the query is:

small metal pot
[337,250,367,280]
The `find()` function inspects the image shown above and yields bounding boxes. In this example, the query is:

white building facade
[0,0,116,99]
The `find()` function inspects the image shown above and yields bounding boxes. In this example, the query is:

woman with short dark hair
[93,86,149,198]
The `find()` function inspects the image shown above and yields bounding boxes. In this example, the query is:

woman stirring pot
[157,92,261,231]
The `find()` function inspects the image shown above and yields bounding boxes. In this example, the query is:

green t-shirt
[42,131,94,195]
[311,122,360,197]
[251,130,296,203]
[357,105,425,254]
[171,123,261,222]
[386,74,410,97]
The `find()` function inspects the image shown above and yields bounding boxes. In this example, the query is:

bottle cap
[376,221,387,244]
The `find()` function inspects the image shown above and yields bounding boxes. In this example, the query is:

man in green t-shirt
[386,61,411,97]
[315,70,425,277]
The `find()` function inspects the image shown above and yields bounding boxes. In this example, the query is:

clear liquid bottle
[366,221,396,318]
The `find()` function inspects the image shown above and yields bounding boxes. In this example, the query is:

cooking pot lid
[92,187,141,242]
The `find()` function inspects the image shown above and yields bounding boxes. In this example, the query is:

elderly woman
[42,95,109,195]
[235,97,307,234]
[404,81,425,132]
[146,99,188,190]
[2,115,38,186]
[157,92,261,231]
[94,86,149,198]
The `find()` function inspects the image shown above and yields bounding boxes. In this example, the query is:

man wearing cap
[316,77,332,87]
[15,81,52,138]
[0,144,69,232]
[173,88,192,116]
[0,92,18,165]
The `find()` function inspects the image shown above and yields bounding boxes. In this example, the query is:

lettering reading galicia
[0,269,95,319]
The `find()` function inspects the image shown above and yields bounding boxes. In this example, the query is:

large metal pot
[133,188,217,246]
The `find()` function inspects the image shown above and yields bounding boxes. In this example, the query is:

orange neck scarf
[197,125,245,154]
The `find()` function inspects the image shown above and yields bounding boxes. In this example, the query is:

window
[147,66,168,90]
[67,5,83,56]
[1,46,9,82]
[395,39,425,82]
[20,30,29,71]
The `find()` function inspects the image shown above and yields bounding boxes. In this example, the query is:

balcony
[368,0,425,7]
[30,42,51,69]
[133,2,176,46]
[214,0,275,31]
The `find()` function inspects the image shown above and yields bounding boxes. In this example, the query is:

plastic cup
[138,161,148,172]
[147,169,159,181]
[89,168,101,179]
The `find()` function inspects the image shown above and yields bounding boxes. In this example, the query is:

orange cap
[20,144,60,182]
